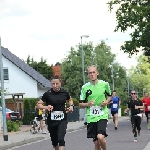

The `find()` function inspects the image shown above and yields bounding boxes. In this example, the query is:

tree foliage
[129,55,150,98]
[107,0,150,56]
[61,40,127,102]
[25,56,53,80]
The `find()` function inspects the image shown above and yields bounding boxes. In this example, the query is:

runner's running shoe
[134,137,137,142]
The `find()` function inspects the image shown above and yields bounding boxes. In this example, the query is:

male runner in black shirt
[37,76,74,150]
[127,90,144,142]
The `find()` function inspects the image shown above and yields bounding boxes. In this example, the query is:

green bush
[7,120,20,132]
[120,105,127,116]
[72,98,79,106]
[23,98,39,125]
[15,120,22,127]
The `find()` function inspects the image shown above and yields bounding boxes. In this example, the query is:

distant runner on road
[142,92,150,129]
[110,90,121,130]
[127,90,144,142]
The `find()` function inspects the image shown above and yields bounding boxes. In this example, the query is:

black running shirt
[41,88,70,121]
[127,100,143,116]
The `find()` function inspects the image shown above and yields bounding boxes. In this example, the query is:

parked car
[0,107,21,121]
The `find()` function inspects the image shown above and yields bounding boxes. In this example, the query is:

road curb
[0,125,86,150]
[0,137,44,150]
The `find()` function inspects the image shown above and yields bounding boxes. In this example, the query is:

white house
[1,46,51,98]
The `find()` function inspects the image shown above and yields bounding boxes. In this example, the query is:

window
[0,68,9,80]
[4,68,9,80]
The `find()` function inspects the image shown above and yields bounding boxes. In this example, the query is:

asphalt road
[10,117,150,150]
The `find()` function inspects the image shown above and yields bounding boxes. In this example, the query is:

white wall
[37,84,50,98]
[2,57,38,98]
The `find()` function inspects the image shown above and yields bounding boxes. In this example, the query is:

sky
[0,0,140,69]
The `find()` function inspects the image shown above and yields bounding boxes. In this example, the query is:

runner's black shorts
[111,110,118,116]
[87,119,108,142]
[36,115,43,121]
[49,119,68,147]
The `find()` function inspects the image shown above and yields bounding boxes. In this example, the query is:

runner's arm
[67,96,74,106]
[126,108,131,112]
[79,86,89,108]
[100,96,111,107]
[36,100,49,110]
[105,96,111,105]
[79,102,89,108]
[135,105,144,109]
[103,82,112,105]
[136,100,144,109]
[135,106,144,109]
[36,93,53,111]
[142,99,146,109]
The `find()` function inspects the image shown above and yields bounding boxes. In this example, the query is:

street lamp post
[80,35,89,85]
[126,78,130,100]
[80,35,89,122]
[110,65,114,91]
[143,88,146,97]
[0,37,8,141]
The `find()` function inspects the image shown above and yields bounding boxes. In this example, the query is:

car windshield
[6,108,13,112]
[0,107,13,112]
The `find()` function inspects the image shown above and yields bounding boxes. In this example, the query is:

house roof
[1,46,51,88]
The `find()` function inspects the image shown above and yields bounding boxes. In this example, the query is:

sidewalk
[0,121,85,150]
[0,117,150,150]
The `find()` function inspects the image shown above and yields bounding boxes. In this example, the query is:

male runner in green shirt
[79,65,111,150]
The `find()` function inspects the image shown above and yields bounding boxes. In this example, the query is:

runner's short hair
[87,65,98,71]
[50,75,62,82]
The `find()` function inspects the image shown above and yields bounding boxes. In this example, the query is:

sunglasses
[131,93,136,95]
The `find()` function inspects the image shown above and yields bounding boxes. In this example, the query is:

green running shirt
[80,80,111,123]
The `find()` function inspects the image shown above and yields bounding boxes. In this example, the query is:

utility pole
[127,78,130,100]
[0,37,8,141]
[110,65,114,91]
[80,35,89,85]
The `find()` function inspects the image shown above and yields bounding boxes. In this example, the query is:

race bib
[148,106,150,111]
[90,106,104,116]
[137,114,142,117]
[51,111,64,120]
[113,104,118,108]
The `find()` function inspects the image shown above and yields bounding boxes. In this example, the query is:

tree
[61,40,127,101]
[128,55,150,98]
[25,55,53,80]
[130,73,149,97]
[107,0,150,56]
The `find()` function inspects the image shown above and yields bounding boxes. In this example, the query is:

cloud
[0,0,138,68]
[0,0,32,18]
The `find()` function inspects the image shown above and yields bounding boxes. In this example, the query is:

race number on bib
[113,104,118,108]
[51,111,64,120]
[90,106,104,116]
[148,106,150,111]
